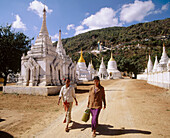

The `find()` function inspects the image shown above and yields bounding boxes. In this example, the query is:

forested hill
[53,18,170,76]
[54,18,169,54]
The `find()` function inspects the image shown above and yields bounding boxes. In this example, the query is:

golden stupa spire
[91,59,94,68]
[109,52,115,61]
[78,49,85,63]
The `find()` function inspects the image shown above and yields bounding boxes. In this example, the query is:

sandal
[92,133,96,137]
[65,128,69,132]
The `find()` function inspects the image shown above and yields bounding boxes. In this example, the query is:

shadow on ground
[0,119,5,122]
[0,131,13,138]
[105,89,123,92]
[75,89,89,93]
[97,124,151,136]
[70,121,151,136]
[69,121,91,131]
[77,83,93,86]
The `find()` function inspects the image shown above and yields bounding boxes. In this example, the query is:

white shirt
[59,85,76,103]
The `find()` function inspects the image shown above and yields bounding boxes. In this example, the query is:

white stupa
[147,55,153,73]
[87,60,96,80]
[98,57,108,79]
[107,52,121,79]
[76,49,90,81]
[152,56,158,72]
[159,43,169,64]
[17,8,76,87]
[157,43,169,72]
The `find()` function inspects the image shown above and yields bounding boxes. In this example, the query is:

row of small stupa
[76,50,122,80]
[146,43,170,73]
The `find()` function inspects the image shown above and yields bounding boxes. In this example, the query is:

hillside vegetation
[54,18,170,77]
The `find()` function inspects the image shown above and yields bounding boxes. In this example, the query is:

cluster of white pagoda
[137,43,170,89]
[17,7,121,87]
[76,50,122,81]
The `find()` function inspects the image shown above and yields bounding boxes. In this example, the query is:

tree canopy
[0,25,32,86]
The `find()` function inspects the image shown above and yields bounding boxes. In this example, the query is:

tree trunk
[3,74,7,86]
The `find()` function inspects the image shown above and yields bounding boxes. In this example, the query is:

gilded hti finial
[78,49,85,63]
[91,59,94,68]
[43,7,46,12]
[109,52,115,61]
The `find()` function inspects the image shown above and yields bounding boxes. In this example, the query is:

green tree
[0,25,33,86]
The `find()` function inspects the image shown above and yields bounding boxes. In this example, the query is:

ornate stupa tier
[153,56,158,72]
[159,43,169,64]
[77,61,87,70]
[147,55,153,73]
[39,8,49,37]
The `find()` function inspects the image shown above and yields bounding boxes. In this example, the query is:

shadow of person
[69,121,114,132]
[97,124,151,136]
[69,121,91,131]
[0,131,13,138]
[69,121,151,136]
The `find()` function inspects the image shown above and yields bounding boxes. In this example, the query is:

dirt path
[32,79,170,138]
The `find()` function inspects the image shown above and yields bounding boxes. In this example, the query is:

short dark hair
[93,76,100,81]
[64,78,70,82]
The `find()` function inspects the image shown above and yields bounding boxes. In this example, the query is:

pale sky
[0,0,169,43]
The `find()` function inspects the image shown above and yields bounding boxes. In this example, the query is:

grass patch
[166,109,170,111]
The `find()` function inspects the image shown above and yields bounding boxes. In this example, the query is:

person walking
[58,78,78,132]
[87,76,106,137]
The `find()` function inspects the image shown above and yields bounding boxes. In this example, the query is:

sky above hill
[0,0,169,43]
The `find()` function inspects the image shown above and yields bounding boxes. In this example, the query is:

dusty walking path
[32,79,170,138]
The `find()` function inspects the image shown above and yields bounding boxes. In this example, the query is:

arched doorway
[58,70,62,84]
[110,72,112,77]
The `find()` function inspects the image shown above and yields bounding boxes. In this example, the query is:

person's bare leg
[63,112,67,123]
[92,130,96,137]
